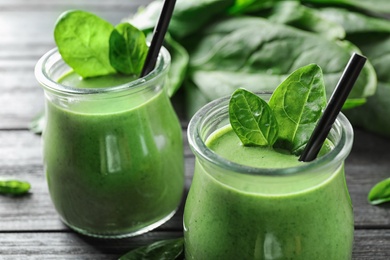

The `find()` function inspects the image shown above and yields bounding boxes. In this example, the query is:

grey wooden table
[0,0,389,259]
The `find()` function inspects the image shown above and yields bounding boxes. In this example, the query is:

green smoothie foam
[184,125,353,259]
[44,71,184,236]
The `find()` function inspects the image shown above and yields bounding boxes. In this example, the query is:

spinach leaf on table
[319,7,390,138]
[229,0,283,14]
[269,64,327,155]
[165,34,189,97]
[118,238,184,260]
[128,0,235,39]
[187,16,376,115]
[262,1,346,40]
[312,7,390,84]
[302,0,390,15]
[109,23,148,76]
[0,180,31,196]
[54,10,117,78]
[368,178,390,205]
[346,82,390,138]
[315,7,390,35]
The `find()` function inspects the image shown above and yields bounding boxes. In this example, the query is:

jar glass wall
[184,94,354,259]
[35,47,184,238]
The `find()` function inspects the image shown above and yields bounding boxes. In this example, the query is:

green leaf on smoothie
[118,238,184,260]
[368,178,390,205]
[228,64,327,155]
[109,23,148,76]
[229,88,279,146]
[54,10,117,78]
[269,64,327,155]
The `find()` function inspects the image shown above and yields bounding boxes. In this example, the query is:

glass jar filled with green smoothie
[184,65,355,259]
[35,22,184,237]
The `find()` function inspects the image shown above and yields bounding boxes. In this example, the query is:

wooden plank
[353,229,390,259]
[345,128,390,227]
[0,231,183,259]
[0,0,152,11]
[0,229,387,259]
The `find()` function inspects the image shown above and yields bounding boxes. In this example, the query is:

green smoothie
[44,71,184,237]
[184,125,353,259]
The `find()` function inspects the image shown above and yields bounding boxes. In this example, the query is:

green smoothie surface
[206,125,301,168]
[58,70,137,88]
[206,124,333,169]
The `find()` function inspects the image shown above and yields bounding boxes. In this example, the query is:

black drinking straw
[140,0,177,77]
[299,53,367,162]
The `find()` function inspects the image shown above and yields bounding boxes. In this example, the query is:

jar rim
[35,47,170,95]
[187,93,354,176]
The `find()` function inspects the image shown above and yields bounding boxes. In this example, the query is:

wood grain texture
[0,230,387,259]
[0,231,183,259]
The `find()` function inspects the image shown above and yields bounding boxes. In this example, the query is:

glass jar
[35,47,184,238]
[184,94,354,259]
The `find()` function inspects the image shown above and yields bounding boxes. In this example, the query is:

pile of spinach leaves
[127,0,388,130]
[125,0,390,205]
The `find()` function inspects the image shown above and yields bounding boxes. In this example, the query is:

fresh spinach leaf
[345,82,390,138]
[263,2,345,40]
[316,8,390,83]
[229,0,279,14]
[54,10,116,78]
[109,23,148,76]
[229,88,279,146]
[169,0,235,39]
[315,7,390,35]
[118,238,184,260]
[268,64,327,155]
[302,0,390,15]
[188,16,376,112]
[319,7,390,138]
[184,79,210,118]
[0,180,31,196]
[127,0,235,39]
[165,34,189,96]
[368,178,390,205]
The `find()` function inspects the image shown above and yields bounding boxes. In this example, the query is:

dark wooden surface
[0,1,389,259]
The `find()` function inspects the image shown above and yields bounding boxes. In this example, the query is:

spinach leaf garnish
[368,178,390,205]
[54,10,150,79]
[109,23,148,76]
[54,10,116,78]
[118,238,184,260]
[269,64,327,155]
[229,89,278,146]
[229,64,327,155]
